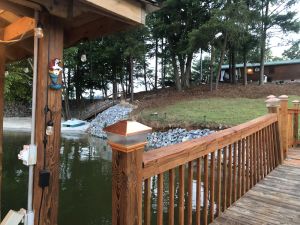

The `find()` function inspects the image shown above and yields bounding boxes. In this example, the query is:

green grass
[138,96,300,128]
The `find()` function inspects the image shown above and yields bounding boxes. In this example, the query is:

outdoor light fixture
[104,120,152,151]
[34,25,44,39]
[46,121,54,136]
[81,54,87,62]
[247,68,253,74]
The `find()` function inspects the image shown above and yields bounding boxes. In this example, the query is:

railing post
[279,95,288,159]
[104,120,152,225]
[292,100,299,146]
[266,96,282,163]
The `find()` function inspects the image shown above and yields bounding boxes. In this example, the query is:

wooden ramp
[79,100,117,121]
[211,148,300,225]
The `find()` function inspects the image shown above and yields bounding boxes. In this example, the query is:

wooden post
[104,121,151,225]
[33,13,64,225]
[279,95,288,160]
[265,96,281,163]
[292,100,299,145]
[0,33,6,220]
[110,143,144,225]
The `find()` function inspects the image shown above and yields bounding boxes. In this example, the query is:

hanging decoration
[48,58,63,90]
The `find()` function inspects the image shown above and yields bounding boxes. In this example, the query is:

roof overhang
[0,0,159,63]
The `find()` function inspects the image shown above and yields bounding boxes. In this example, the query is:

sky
[269,2,300,57]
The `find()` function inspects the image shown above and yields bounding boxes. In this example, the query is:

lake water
[2,132,211,225]
[2,131,113,225]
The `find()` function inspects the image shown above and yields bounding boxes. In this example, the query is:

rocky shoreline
[88,103,214,150]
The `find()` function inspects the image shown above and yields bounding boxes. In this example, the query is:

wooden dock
[211,148,300,225]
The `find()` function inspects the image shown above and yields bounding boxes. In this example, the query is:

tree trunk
[232,47,237,84]
[210,46,215,92]
[143,58,148,92]
[183,54,193,89]
[112,65,118,100]
[161,38,165,88]
[243,52,248,85]
[154,38,158,89]
[63,69,71,120]
[215,33,228,90]
[200,49,203,82]
[229,51,233,83]
[130,56,134,103]
[171,52,181,91]
[259,0,269,85]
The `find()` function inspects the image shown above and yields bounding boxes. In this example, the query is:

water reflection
[2,131,112,225]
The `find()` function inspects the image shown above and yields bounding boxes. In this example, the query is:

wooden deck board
[211,148,300,225]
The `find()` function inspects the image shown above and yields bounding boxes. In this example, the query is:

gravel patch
[88,104,133,138]
[146,128,214,150]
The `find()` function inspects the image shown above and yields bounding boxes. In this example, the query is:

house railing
[107,95,294,225]
[287,100,300,147]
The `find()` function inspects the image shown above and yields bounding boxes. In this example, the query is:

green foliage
[5,60,32,103]
[283,40,300,59]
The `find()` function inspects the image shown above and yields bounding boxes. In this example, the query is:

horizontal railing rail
[107,95,294,225]
[141,113,281,225]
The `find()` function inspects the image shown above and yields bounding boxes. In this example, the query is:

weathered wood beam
[64,16,131,47]
[81,0,145,24]
[0,1,33,17]
[3,16,35,41]
[0,10,20,23]
[33,13,63,225]
[8,0,42,11]
[0,31,5,221]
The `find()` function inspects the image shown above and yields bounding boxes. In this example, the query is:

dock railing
[107,95,295,225]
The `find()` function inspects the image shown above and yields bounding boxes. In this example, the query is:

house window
[254,67,260,72]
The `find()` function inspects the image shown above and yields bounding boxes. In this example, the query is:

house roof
[221,59,300,69]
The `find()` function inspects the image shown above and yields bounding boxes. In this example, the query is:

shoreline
[4,117,89,134]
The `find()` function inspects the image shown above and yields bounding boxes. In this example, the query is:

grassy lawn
[137,96,300,128]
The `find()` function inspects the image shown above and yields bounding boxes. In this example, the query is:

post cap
[266,95,276,99]
[104,120,152,152]
[279,95,288,100]
[292,100,300,104]
[265,98,280,107]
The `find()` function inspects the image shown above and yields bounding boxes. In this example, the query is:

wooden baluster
[232,142,237,203]
[237,140,241,199]
[179,165,185,225]
[204,155,209,225]
[144,178,151,225]
[257,131,261,182]
[246,136,250,191]
[222,147,227,212]
[196,158,201,225]
[242,138,246,195]
[250,134,254,188]
[187,161,193,225]
[216,149,222,217]
[261,128,267,178]
[168,169,175,225]
[227,145,232,208]
[266,126,272,173]
[274,122,281,165]
[254,132,258,184]
[265,127,269,175]
[292,100,299,145]
[157,173,164,225]
[210,152,215,223]
[269,124,276,170]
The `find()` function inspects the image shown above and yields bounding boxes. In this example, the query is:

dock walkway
[211,148,300,225]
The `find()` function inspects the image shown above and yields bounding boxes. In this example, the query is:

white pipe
[27,10,39,221]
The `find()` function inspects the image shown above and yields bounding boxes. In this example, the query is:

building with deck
[220,59,300,83]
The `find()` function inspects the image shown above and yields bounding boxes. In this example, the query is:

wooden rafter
[3,16,35,41]
[81,0,144,24]
[0,1,33,17]
[0,10,20,23]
